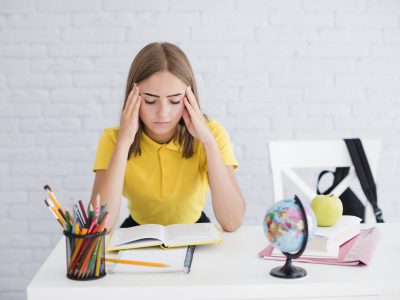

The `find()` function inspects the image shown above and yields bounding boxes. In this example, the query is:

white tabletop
[27,224,400,300]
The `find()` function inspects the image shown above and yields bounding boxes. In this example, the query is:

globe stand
[269,256,307,279]
[269,195,309,279]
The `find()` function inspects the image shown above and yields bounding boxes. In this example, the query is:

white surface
[27,223,400,300]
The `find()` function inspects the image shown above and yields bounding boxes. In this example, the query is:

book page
[108,224,165,249]
[165,223,221,247]
[107,247,188,273]
[271,244,339,258]
[307,235,328,250]
[315,215,361,238]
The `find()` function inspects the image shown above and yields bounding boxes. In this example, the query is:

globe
[263,198,317,254]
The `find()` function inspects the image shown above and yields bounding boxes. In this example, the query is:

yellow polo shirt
[93,119,238,225]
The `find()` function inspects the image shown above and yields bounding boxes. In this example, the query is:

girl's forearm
[204,139,246,232]
[90,140,130,231]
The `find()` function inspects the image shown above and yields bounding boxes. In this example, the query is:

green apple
[311,194,343,227]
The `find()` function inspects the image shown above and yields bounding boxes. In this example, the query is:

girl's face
[138,71,187,144]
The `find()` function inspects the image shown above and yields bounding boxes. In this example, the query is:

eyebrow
[141,92,182,98]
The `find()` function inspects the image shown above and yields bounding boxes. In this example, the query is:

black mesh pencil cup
[64,230,106,280]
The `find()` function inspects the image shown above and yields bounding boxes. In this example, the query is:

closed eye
[144,99,156,104]
[143,98,181,105]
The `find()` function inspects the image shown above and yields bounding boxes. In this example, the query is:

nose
[157,100,169,119]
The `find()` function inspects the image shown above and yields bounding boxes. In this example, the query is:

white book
[272,243,340,258]
[309,215,362,251]
[106,223,222,252]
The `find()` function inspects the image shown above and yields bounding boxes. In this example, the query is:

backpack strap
[344,139,384,223]
[316,167,349,195]
[316,170,334,195]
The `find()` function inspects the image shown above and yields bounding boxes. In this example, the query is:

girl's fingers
[183,97,197,125]
[131,95,142,118]
[125,84,138,114]
[123,87,135,113]
[130,87,140,114]
[185,86,201,113]
[184,96,196,117]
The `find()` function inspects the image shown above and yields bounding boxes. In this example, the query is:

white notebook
[107,247,188,273]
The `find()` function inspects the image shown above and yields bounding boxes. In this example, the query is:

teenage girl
[90,42,245,232]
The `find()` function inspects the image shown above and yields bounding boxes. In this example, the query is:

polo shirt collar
[141,131,181,151]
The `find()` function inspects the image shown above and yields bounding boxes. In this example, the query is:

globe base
[269,258,307,279]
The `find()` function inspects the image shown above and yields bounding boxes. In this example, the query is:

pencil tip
[43,184,51,191]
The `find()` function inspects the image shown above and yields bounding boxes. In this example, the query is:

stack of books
[260,215,380,266]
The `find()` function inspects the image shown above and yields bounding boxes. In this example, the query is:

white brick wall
[1,0,400,299]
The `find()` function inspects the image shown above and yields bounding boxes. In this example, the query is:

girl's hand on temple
[182,86,214,146]
[118,83,142,147]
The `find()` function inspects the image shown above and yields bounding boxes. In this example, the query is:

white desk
[28,224,400,300]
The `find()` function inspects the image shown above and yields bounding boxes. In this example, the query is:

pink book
[258,227,380,266]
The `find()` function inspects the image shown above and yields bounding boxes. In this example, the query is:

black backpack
[316,138,384,223]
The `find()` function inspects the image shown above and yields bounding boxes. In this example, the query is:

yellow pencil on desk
[104,257,169,268]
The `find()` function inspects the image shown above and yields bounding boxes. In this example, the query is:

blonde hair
[123,42,202,159]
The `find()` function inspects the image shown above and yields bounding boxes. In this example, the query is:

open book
[107,223,222,252]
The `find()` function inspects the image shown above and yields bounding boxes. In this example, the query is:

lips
[154,121,170,127]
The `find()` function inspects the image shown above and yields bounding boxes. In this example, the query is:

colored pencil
[77,238,98,278]
[84,238,101,278]
[104,257,169,268]
[44,199,65,228]
[44,185,65,215]
[44,199,67,227]
[78,200,88,224]
[42,187,112,278]
[95,239,103,277]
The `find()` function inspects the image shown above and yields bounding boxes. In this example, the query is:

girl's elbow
[222,209,245,232]
[222,224,239,232]
[222,218,242,232]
